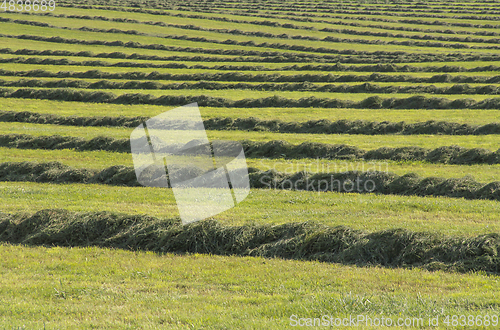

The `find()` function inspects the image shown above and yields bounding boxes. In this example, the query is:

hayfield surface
[1,0,500,329]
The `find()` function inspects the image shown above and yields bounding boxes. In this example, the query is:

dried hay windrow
[1,161,500,202]
[0,209,498,274]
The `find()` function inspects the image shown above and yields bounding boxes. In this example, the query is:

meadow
[1,0,500,328]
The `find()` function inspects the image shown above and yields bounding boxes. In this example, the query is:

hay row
[5,33,500,64]
[0,48,324,64]
[1,209,498,273]
[1,161,500,202]
[60,2,500,27]
[2,134,500,166]
[2,87,500,109]
[3,68,500,84]
[7,15,500,49]
[3,78,500,96]
[4,54,500,73]
[176,1,500,20]
[24,20,500,52]
[28,9,500,37]
[206,117,500,135]
[3,110,500,136]
[230,7,500,26]
[259,11,500,33]
[0,110,147,128]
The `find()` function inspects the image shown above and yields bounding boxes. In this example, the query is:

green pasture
[1,2,500,329]
[1,244,499,329]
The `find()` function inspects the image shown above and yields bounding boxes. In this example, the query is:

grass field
[1,0,500,329]
[2,244,499,329]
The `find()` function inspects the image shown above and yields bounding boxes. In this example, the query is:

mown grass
[0,22,304,55]
[2,75,500,90]
[1,181,500,235]
[3,9,498,49]
[2,147,500,183]
[5,61,500,77]
[3,98,500,125]
[1,244,499,329]
[2,121,499,151]
[39,6,500,41]
[1,2,500,328]
[4,52,500,71]
[0,36,247,59]
[162,7,500,36]
[3,86,500,105]
[2,11,492,55]
[0,54,303,70]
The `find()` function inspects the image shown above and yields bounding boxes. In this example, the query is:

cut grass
[3,98,500,125]
[3,10,499,50]
[1,2,500,328]
[0,22,307,55]
[1,244,499,329]
[1,181,500,236]
[2,86,500,105]
[2,121,500,151]
[2,147,500,184]
[2,16,493,55]
[0,36,251,59]
[4,61,500,76]
[2,75,500,90]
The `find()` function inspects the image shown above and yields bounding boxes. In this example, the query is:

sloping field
[1,0,500,329]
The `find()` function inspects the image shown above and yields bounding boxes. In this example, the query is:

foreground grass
[1,181,500,236]
[0,244,499,329]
